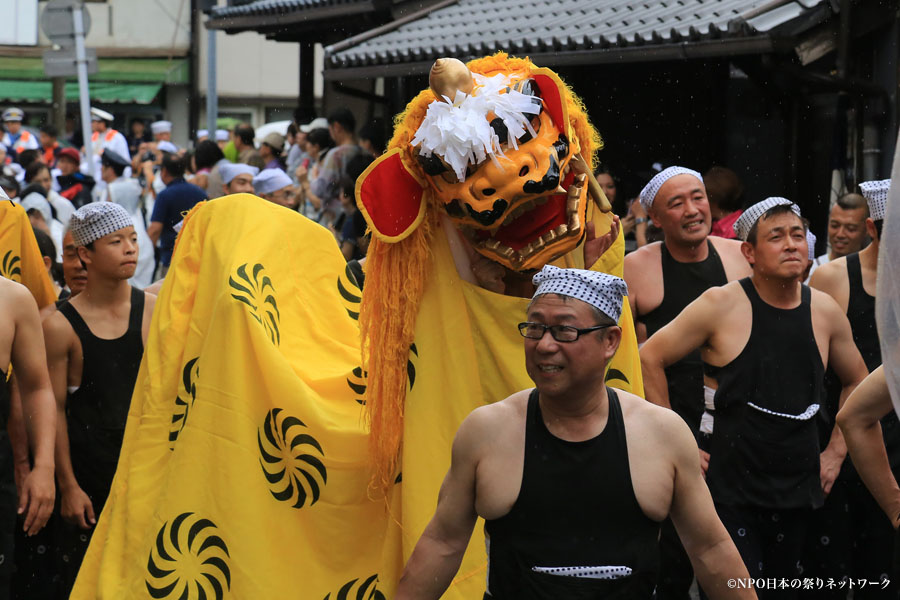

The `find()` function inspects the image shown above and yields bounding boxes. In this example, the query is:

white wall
[197,26,300,100]
[36,0,191,50]
[0,0,38,46]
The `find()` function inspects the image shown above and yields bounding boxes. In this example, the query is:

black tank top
[841,253,899,473]
[642,240,727,434]
[705,278,824,509]
[58,287,144,504]
[483,388,660,599]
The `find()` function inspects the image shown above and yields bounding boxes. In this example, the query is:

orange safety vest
[91,129,119,151]
[42,142,59,166]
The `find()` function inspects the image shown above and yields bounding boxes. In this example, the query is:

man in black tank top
[625,166,751,599]
[811,179,897,596]
[396,266,753,600]
[0,278,57,599]
[42,203,156,598]
[642,199,869,599]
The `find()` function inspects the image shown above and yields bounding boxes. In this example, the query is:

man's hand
[14,460,30,493]
[471,256,506,294]
[819,447,845,495]
[583,215,620,268]
[699,450,710,478]
[19,464,55,535]
[295,164,308,182]
[61,485,95,530]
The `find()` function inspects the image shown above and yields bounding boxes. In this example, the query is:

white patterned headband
[859,179,890,221]
[733,197,801,241]
[532,264,628,323]
[69,202,134,247]
[639,166,704,212]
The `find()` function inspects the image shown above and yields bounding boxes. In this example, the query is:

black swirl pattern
[347,366,367,405]
[323,574,385,600]
[1,250,21,280]
[145,513,230,600]
[258,408,327,508]
[345,343,417,407]
[228,263,280,345]
[337,263,362,321]
[169,357,200,449]
[605,368,630,386]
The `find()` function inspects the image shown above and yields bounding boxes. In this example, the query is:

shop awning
[0,57,189,84]
[0,80,163,104]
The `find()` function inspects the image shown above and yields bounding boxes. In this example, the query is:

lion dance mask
[358,53,624,493]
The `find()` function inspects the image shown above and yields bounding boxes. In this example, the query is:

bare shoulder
[709,237,752,277]
[461,390,529,439]
[624,242,662,270]
[809,285,844,318]
[0,277,33,310]
[708,236,744,256]
[697,278,743,306]
[143,290,157,311]
[617,389,695,447]
[453,390,529,462]
[623,242,662,290]
[808,256,846,289]
[41,306,75,347]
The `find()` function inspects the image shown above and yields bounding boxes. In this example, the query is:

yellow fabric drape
[0,201,56,307]
[73,195,394,599]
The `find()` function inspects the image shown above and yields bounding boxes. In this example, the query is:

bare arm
[146,221,163,246]
[837,367,899,525]
[667,413,755,598]
[819,298,868,495]
[10,286,57,535]
[396,415,481,599]
[630,200,649,248]
[43,314,94,529]
[640,289,723,409]
[7,375,30,493]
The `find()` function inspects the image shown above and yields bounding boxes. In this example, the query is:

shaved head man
[624,166,751,596]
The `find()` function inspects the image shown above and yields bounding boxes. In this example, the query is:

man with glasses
[396,265,753,600]
[253,168,297,210]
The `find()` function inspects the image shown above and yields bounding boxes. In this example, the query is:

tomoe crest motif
[1,250,22,281]
[346,343,418,406]
[337,262,362,321]
[169,357,199,449]
[258,408,327,508]
[229,263,280,345]
[145,512,231,600]
[323,575,385,600]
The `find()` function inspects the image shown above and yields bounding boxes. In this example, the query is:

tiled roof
[326,0,831,70]
[206,0,383,33]
[210,0,369,19]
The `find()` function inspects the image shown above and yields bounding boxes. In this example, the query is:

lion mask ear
[531,67,571,137]
[356,149,427,243]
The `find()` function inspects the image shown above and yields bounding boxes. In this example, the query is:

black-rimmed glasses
[517,322,612,342]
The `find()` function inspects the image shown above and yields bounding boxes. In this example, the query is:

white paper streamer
[411,73,540,182]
